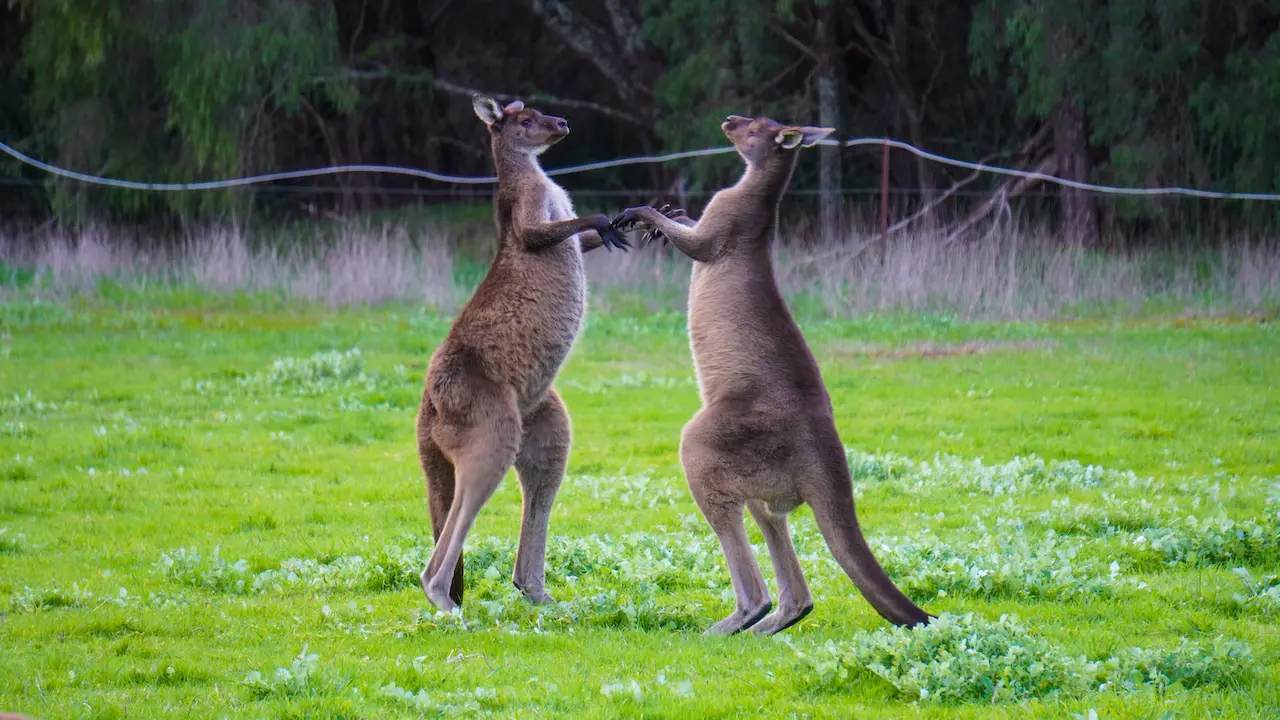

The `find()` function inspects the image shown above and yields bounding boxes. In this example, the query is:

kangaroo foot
[513,579,556,604]
[421,568,460,614]
[750,602,814,636]
[704,601,771,636]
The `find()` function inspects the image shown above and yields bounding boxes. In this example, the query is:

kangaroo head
[721,115,835,166]
[473,95,569,156]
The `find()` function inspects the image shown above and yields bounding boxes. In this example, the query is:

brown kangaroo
[416,95,628,613]
[612,115,933,634]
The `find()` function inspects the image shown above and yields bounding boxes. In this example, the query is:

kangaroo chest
[686,263,756,403]
[511,185,587,410]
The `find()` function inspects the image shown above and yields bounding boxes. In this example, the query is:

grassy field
[1,290,1278,718]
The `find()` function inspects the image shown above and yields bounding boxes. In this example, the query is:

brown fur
[613,115,933,634]
[415,96,627,613]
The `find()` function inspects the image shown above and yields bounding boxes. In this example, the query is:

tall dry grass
[584,218,1280,318]
[2,218,1277,319]
[1,222,462,310]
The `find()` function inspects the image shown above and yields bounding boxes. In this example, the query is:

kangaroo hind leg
[683,441,771,634]
[512,390,571,604]
[419,435,464,606]
[420,391,521,613]
[746,500,814,635]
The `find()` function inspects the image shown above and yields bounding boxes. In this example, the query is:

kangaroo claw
[599,225,631,252]
[611,207,642,231]
[643,228,668,247]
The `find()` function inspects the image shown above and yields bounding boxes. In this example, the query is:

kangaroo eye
[521,118,533,128]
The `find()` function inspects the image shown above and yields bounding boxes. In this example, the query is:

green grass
[1,294,1278,718]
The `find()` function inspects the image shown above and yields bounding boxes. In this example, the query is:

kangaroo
[612,115,933,634]
[416,95,629,613]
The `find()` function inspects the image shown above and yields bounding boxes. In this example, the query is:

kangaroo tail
[808,475,931,628]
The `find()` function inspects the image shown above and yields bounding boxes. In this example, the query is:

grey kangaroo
[416,95,628,613]
[612,115,933,634]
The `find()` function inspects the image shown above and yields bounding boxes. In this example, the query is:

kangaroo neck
[493,138,543,186]
[736,150,798,202]
[718,151,796,255]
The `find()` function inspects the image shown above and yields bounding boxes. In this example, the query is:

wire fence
[0,177,1089,199]
[4,136,1280,202]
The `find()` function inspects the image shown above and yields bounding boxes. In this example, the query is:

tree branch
[938,123,1056,245]
[753,56,808,99]
[602,0,645,59]
[424,0,460,27]
[315,68,642,126]
[771,25,819,61]
[920,52,946,110]
[886,150,1004,236]
[428,76,642,126]
[528,0,639,100]
[943,154,1058,246]
[844,3,893,68]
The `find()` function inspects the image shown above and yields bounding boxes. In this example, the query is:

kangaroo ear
[502,100,525,114]
[776,126,836,149]
[473,95,505,126]
[775,129,805,149]
[798,126,837,147]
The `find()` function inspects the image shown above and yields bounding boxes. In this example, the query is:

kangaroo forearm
[579,230,605,253]
[519,217,597,252]
[638,208,717,262]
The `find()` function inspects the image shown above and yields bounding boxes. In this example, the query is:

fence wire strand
[3,136,1280,201]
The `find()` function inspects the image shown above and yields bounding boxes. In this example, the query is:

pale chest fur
[540,178,588,322]
[509,178,587,409]
[686,262,754,404]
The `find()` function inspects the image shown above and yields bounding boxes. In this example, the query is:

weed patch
[798,613,1251,704]
[242,645,332,700]
[847,449,1130,496]
[1231,568,1280,616]
[865,521,1129,601]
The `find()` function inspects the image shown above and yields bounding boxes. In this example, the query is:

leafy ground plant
[798,613,1252,704]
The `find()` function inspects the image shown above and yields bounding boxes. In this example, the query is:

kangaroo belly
[686,260,823,409]
[436,245,586,414]
[516,302,584,409]
[686,267,775,403]
[517,248,586,409]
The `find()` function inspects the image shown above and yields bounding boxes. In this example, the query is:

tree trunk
[816,4,842,243]
[1047,10,1098,248]
[890,3,933,204]
[1053,93,1098,247]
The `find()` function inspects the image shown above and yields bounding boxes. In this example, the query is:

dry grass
[585,217,1280,319]
[824,339,1056,361]
[2,216,1278,319]
[1,222,462,310]
[772,219,1280,319]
